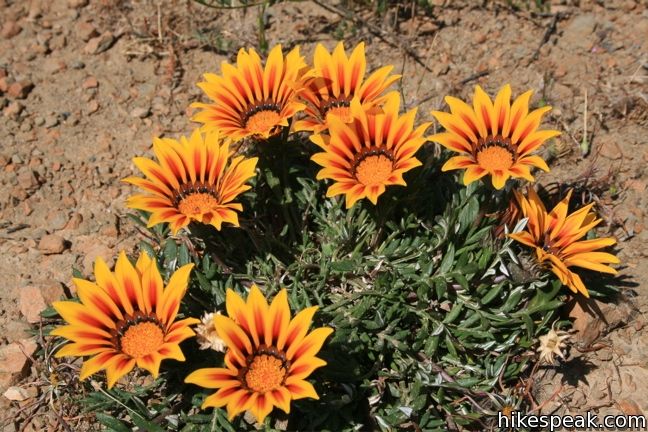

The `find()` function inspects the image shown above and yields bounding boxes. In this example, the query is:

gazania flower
[192,45,307,141]
[51,251,198,388]
[310,93,430,208]
[430,85,559,189]
[123,129,257,235]
[185,285,333,424]
[509,188,620,297]
[294,41,400,133]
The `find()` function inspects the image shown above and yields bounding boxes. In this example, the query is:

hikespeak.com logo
[498,411,647,431]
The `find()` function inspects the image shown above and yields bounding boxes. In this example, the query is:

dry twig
[311,0,433,73]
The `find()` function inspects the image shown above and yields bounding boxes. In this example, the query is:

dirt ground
[1,0,647,430]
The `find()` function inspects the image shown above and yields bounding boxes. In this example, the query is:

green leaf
[163,239,178,263]
[40,305,59,318]
[522,313,534,339]
[481,284,504,306]
[139,241,157,261]
[442,303,463,324]
[457,195,479,232]
[445,333,458,358]
[179,243,190,266]
[330,259,356,273]
[131,415,166,432]
[439,244,455,274]
[72,267,83,279]
[95,413,131,432]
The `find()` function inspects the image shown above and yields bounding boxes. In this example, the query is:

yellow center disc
[354,154,393,186]
[120,322,164,358]
[476,146,514,172]
[244,354,287,393]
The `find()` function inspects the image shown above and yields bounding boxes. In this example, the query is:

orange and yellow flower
[310,93,430,208]
[509,188,620,297]
[185,285,333,424]
[192,45,307,141]
[123,129,257,235]
[430,85,559,189]
[294,41,400,133]
[51,251,198,388]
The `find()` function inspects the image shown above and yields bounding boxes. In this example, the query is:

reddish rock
[617,399,644,415]
[3,386,31,401]
[16,169,38,190]
[5,321,31,343]
[19,286,47,323]
[86,99,99,114]
[76,21,98,41]
[3,101,24,118]
[0,339,38,390]
[19,284,64,323]
[68,0,89,8]
[50,34,67,50]
[11,185,29,201]
[81,243,114,275]
[28,157,41,168]
[0,76,10,92]
[130,106,150,118]
[0,68,6,79]
[598,137,623,160]
[7,80,34,99]
[1,21,22,39]
[625,179,646,193]
[82,76,98,89]
[64,212,83,230]
[473,33,487,44]
[38,234,67,255]
[22,201,33,216]
[100,216,120,238]
[43,58,67,74]
[27,2,42,21]
[84,32,115,55]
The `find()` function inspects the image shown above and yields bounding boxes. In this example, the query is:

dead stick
[459,70,489,86]
[311,0,433,73]
[531,13,561,61]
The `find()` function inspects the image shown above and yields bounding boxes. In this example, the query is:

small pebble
[44,115,59,128]
[130,106,150,118]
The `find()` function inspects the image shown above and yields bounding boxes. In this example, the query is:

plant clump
[45,40,620,431]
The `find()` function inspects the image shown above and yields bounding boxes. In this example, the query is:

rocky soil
[1,0,647,430]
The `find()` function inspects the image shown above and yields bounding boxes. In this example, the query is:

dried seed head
[537,325,570,365]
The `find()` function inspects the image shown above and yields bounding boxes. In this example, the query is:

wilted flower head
[195,311,227,352]
[537,326,570,365]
